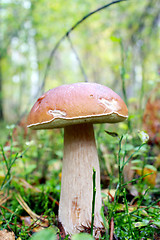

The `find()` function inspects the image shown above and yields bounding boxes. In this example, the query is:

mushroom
[27,82,128,236]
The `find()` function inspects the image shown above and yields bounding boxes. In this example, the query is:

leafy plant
[30,228,57,240]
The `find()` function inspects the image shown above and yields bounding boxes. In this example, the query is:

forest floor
[0,121,160,240]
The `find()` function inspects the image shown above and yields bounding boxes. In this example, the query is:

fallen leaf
[0,229,15,240]
[105,130,119,138]
[136,166,157,186]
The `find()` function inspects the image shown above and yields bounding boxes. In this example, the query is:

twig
[16,193,49,228]
[16,194,40,221]
[0,204,14,214]
[41,0,128,92]
[119,39,132,131]
[109,217,114,240]
[67,35,88,82]
[0,192,10,205]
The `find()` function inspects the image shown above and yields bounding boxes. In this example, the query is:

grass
[0,122,160,240]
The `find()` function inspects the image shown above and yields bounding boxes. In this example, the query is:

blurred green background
[0,0,159,125]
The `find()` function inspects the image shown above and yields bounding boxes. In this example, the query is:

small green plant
[0,138,28,192]
[29,228,57,240]
[101,131,160,239]
[91,168,96,236]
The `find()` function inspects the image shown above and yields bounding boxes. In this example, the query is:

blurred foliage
[0,0,160,124]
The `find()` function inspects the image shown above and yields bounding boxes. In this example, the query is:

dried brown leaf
[0,229,15,240]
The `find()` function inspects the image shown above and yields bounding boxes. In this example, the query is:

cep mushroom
[27,82,128,236]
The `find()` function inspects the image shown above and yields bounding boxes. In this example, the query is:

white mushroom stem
[59,123,103,235]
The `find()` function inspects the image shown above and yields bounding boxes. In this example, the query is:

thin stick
[109,217,114,240]
[119,39,132,131]
[67,35,88,83]
[91,168,96,236]
[41,0,128,92]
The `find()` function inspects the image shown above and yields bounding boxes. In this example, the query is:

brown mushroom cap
[27,82,128,129]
